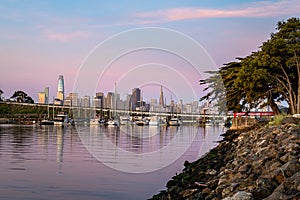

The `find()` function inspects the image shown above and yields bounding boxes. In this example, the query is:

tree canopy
[10,90,34,104]
[200,17,300,115]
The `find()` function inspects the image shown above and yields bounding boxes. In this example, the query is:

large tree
[200,18,300,115]
[0,89,3,101]
[10,91,34,104]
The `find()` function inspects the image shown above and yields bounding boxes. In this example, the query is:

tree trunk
[269,98,281,115]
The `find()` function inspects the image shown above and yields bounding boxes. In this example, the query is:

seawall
[150,118,300,200]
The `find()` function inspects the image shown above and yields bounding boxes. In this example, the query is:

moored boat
[54,112,74,126]
[39,119,54,125]
[167,116,182,126]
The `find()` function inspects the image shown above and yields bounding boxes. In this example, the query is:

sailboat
[40,104,54,125]
[134,91,149,126]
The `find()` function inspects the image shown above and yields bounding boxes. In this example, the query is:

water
[0,124,223,200]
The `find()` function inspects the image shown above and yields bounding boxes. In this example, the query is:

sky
[0,0,299,103]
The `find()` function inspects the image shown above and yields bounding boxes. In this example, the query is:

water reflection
[0,124,223,200]
[79,125,201,173]
[56,127,65,164]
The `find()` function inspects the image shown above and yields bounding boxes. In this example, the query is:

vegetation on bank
[200,17,300,115]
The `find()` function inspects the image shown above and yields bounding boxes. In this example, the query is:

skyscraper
[57,75,65,102]
[159,85,164,107]
[44,87,49,104]
[131,88,141,110]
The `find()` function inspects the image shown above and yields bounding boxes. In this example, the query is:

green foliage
[269,115,286,125]
[200,17,300,115]
[10,90,34,104]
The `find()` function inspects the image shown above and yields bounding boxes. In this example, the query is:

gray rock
[281,117,300,125]
[222,191,254,200]
[281,160,300,177]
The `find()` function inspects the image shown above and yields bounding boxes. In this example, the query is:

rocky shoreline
[150,117,300,200]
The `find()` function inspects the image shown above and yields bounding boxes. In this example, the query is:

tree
[10,91,34,104]
[200,18,300,115]
[0,89,3,101]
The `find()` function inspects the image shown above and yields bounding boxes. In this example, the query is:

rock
[280,153,293,163]
[206,169,217,176]
[149,124,300,200]
[281,160,300,177]
[179,188,197,198]
[238,163,250,173]
[201,187,212,195]
[252,187,271,199]
[264,172,300,200]
[223,191,254,200]
[281,117,300,125]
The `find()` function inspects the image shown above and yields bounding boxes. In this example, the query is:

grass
[269,114,286,125]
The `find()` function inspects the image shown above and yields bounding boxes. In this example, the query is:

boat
[39,104,54,125]
[167,116,182,126]
[120,116,131,125]
[90,118,100,125]
[39,119,54,125]
[106,118,119,126]
[149,116,160,126]
[135,118,149,126]
[54,112,75,126]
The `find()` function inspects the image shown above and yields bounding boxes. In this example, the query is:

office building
[38,92,46,104]
[56,75,65,102]
[80,96,90,107]
[131,88,141,110]
[44,87,49,104]
[159,85,164,107]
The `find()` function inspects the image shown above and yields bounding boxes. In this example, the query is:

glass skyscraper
[57,75,65,102]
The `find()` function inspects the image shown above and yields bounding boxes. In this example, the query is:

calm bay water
[0,124,223,200]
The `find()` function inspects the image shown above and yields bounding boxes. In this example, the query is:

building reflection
[56,127,65,164]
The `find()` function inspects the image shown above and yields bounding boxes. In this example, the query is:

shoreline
[150,118,300,200]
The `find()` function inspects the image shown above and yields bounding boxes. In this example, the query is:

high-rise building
[159,85,164,108]
[44,87,49,104]
[57,75,65,102]
[80,96,90,107]
[95,92,104,108]
[38,92,46,104]
[64,92,78,107]
[106,92,113,109]
[131,88,141,110]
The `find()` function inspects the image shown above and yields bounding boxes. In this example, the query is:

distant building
[131,88,141,110]
[44,87,49,104]
[159,85,164,107]
[95,92,104,108]
[80,96,90,107]
[125,94,132,110]
[56,75,65,103]
[64,92,78,106]
[93,97,101,108]
[106,92,113,109]
[38,92,46,104]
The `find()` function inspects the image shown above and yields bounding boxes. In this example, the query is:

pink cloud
[44,30,89,42]
[135,0,300,22]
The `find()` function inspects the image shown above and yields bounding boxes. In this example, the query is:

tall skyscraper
[159,85,164,107]
[44,87,49,104]
[131,88,141,110]
[57,75,65,102]
[95,92,104,108]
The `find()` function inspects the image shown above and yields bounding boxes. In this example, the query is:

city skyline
[36,74,203,114]
[0,1,299,102]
